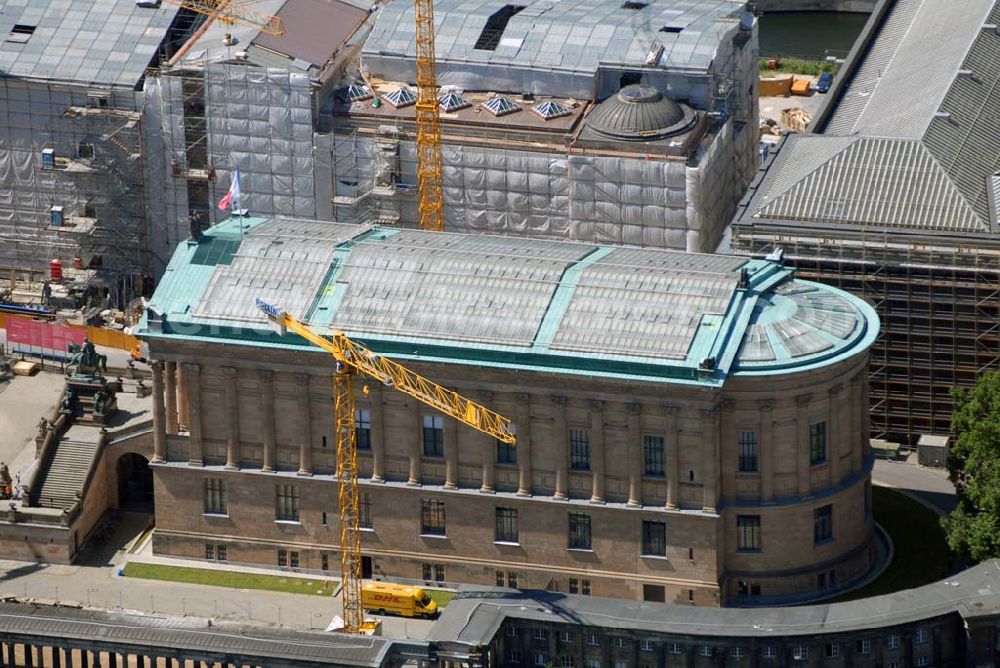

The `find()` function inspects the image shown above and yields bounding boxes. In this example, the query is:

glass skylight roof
[383,87,417,108]
[438,91,472,112]
[338,83,373,103]
[483,96,520,117]
[531,101,572,120]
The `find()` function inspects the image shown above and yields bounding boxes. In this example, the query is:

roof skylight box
[483,96,521,116]
[531,101,571,120]
[383,87,417,108]
[6,24,35,44]
[438,91,472,112]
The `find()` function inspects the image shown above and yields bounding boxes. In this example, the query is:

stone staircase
[33,437,101,510]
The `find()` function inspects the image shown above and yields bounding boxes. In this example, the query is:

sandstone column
[222,366,240,470]
[759,398,775,502]
[444,415,459,489]
[828,383,843,485]
[164,361,178,435]
[369,384,386,482]
[850,373,863,472]
[515,392,532,496]
[258,369,276,472]
[408,400,421,486]
[626,402,642,507]
[665,404,680,509]
[150,360,167,463]
[295,373,313,476]
[183,363,203,465]
[589,400,605,504]
[552,395,568,500]
[796,393,813,497]
[480,392,496,493]
[176,363,189,431]
[701,405,720,513]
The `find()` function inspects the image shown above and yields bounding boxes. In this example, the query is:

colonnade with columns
[0,642,263,668]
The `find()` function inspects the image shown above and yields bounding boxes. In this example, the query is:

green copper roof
[138,217,880,386]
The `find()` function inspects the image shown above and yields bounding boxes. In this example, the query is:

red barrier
[5,318,86,354]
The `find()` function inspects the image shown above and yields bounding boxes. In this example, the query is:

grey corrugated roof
[824,0,994,139]
[362,0,743,74]
[755,137,985,233]
[0,0,180,87]
[0,603,391,666]
[428,560,1000,643]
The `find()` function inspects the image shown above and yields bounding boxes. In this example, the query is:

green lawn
[123,562,338,597]
[759,57,838,76]
[831,486,951,602]
[426,589,455,608]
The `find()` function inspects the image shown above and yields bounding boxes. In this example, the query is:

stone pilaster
[444,414,459,490]
[589,399,606,504]
[222,366,239,470]
[552,395,568,500]
[258,369,276,472]
[796,393,813,497]
[758,398,775,502]
[369,384,386,482]
[480,390,496,494]
[665,404,680,509]
[183,363,203,466]
[626,402,642,507]
[701,404,720,513]
[164,361,178,436]
[408,400,421,486]
[295,373,312,476]
[150,360,167,464]
[828,383,844,485]
[176,363,189,431]
[515,392,532,496]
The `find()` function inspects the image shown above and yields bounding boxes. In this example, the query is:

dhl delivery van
[361,582,439,618]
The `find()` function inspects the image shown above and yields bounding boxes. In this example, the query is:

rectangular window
[581,580,591,595]
[814,505,833,544]
[422,415,444,457]
[495,507,518,543]
[586,659,600,668]
[421,498,446,536]
[730,647,746,658]
[915,628,927,644]
[216,544,227,561]
[640,639,655,652]
[642,521,666,556]
[498,423,517,464]
[434,564,445,582]
[793,646,808,661]
[497,570,505,587]
[560,657,574,668]
[818,573,826,591]
[422,563,432,581]
[916,658,928,668]
[643,435,664,475]
[507,649,523,664]
[290,551,299,568]
[736,515,761,551]
[321,553,329,571]
[276,484,299,521]
[560,631,573,643]
[738,430,758,472]
[532,654,547,667]
[569,428,591,470]
[205,544,214,560]
[762,647,777,659]
[887,632,900,649]
[507,572,518,588]
[586,633,599,646]
[204,478,227,515]
[506,625,518,637]
[568,513,592,550]
[667,643,682,655]
[534,628,548,640]
[810,421,827,465]
[277,549,287,567]
[856,639,871,654]
[612,637,625,648]
[700,646,713,657]
[360,493,373,529]
[825,643,838,658]
[569,578,578,594]
[355,408,371,451]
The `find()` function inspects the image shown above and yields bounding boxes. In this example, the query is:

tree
[943,371,1000,561]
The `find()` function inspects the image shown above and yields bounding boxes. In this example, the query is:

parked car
[816,71,833,93]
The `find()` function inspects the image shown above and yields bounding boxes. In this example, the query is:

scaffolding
[732,228,1000,446]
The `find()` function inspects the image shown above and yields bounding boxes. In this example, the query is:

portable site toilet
[917,434,949,468]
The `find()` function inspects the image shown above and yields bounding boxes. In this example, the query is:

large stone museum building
[138,216,879,606]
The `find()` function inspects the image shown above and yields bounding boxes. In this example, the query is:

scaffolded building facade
[732,0,1000,445]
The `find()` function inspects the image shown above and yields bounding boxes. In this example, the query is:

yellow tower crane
[414,0,445,231]
[161,0,285,36]
[254,298,515,633]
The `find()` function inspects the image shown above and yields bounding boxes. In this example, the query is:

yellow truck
[361,582,439,619]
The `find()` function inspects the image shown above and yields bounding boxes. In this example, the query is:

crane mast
[414,0,445,232]
[254,299,514,633]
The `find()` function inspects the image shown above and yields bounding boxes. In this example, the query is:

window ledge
[566,547,594,553]
[814,537,835,547]
[810,461,828,468]
[736,548,762,554]
[275,519,301,525]
[202,512,229,518]
[640,553,669,560]
[494,540,521,547]
[419,533,448,539]
[736,471,760,477]
[359,526,375,533]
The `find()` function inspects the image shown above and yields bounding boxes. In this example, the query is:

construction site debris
[781,107,813,133]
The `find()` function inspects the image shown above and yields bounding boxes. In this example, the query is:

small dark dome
[585,84,695,141]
